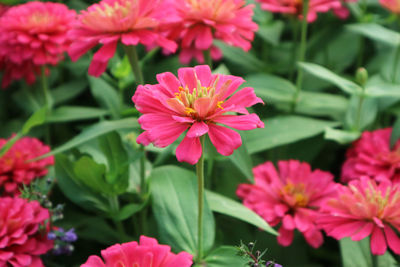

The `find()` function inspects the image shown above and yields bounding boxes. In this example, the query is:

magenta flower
[68,0,177,77]
[319,177,400,255]
[164,0,258,64]
[0,1,76,87]
[237,160,337,248]
[0,197,53,267]
[0,136,54,196]
[132,65,264,164]
[341,128,400,184]
[380,0,400,13]
[81,236,193,267]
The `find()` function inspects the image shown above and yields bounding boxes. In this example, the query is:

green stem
[40,66,51,145]
[203,49,212,69]
[392,44,400,83]
[196,136,205,262]
[291,0,310,112]
[355,94,365,131]
[289,16,300,82]
[372,254,378,267]
[123,45,144,85]
[109,196,126,240]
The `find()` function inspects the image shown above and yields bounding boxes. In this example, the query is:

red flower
[237,160,337,248]
[341,128,400,183]
[81,236,193,267]
[0,197,53,267]
[0,136,54,196]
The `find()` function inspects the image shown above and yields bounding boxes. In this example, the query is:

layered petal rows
[132,65,264,164]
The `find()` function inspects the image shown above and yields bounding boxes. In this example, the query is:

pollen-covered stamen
[281,181,309,208]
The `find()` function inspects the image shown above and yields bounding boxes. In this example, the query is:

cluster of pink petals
[0,197,53,267]
[164,0,258,64]
[237,160,337,248]
[341,128,400,184]
[256,0,351,22]
[0,4,8,17]
[319,177,400,255]
[68,0,177,77]
[0,136,54,196]
[380,0,400,13]
[132,65,264,165]
[81,235,193,267]
[0,1,76,87]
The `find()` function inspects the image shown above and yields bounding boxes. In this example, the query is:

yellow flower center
[282,181,309,208]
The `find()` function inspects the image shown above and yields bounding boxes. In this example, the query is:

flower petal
[208,124,242,156]
[277,227,293,247]
[187,122,209,138]
[370,227,387,255]
[384,225,400,254]
[88,41,118,77]
[212,114,264,130]
[176,136,202,165]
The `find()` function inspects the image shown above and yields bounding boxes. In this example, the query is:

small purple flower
[266,261,282,267]
[62,228,77,242]
[47,232,57,241]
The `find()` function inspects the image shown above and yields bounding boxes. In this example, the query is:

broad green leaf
[47,106,109,122]
[204,246,247,267]
[73,156,111,194]
[340,238,372,267]
[150,166,215,254]
[366,84,400,98]
[22,106,47,134]
[206,191,277,235]
[52,80,88,105]
[243,115,340,154]
[114,202,146,221]
[38,118,138,159]
[298,62,362,95]
[256,21,284,46]
[377,251,398,267]
[297,91,348,118]
[347,23,400,47]
[324,127,360,144]
[88,75,121,118]
[345,96,378,131]
[390,116,400,148]
[228,141,253,182]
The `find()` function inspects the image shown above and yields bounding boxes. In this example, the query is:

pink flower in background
[0,4,9,16]
[380,0,400,13]
[0,1,76,87]
[68,0,177,77]
[237,160,337,248]
[256,0,349,22]
[164,0,258,64]
[81,235,193,267]
[0,197,53,267]
[132,65,264,164]
[341,128,400,184]
[0,58,39,88]
[0,136,54,196]
[319,177,400,255]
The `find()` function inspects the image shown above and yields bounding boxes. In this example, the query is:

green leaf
[88,75,121,118]
[366,83,400,98]
[324,127,360,144]
[22,106,47,134]
[390,116,400,149]
[46,106,109,123]
[345,96,378,131]
[228,141,254,182]
[73,156,111,194]
[206,190,277,235]
[297,91,348,118]
[0,133,21,158]
[113,202,146,221]
[52,80,88,105]
[204,246,247,267]
[298,62,362,95]
[243,115,340,154]
[340,238,372,267]
[37,118,138,159]
[256,21,284,46]
[377,251,398,267]
[347,23,400,47]
[150,166,215,254]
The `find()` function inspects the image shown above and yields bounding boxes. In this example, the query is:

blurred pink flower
[0,1,76,87]
[0,58,39,88]
[81,235,193,267]
[237,160,337,248]
[319,177,400,255]
[0,136,54,196]
[341,128,400,184]
[132,65,264,164]
[0,197,53,267]
[164,0,258,64]
[68,0,177,77]
[380,0,400,13]
[256,0,349,22]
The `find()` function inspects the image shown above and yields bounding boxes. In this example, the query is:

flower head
[0,136,54,196]
[165,0,258,64]
[237,160,337,248]
[0,1,76,87]
[341,128,400,184]
[255,0,350,22]
[81,235,193,267]
[132,65,264,164]
[0,197,53,267]
[319,177,400,255]
[380,0,400,13]
[68,0,177,77]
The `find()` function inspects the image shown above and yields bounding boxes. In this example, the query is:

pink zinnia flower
[237,160,337,248]
[380,0,400,13]
[0,136,54,196]
[0,1,76,86]
[132,65,264,165]
[68,0,177,77]
[0,197,53,267]
[164,0,258,64]
[0,58,39,88]
[319,177,400,255]
[341,128,400,184]
[81,235,193,267]
[256,0,350,22]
